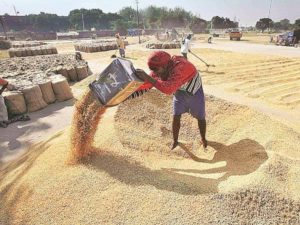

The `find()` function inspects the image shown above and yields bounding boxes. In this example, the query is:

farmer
[0,78,11,128]
[133,51,207,149]
[115,33,125,58]
[181,34,192,59]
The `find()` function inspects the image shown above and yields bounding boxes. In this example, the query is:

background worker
[115,33,126,58]
[133,51,207,149]
[181,34,192,59]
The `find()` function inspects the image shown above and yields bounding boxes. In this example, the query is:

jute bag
[0,95,8,121]
[51,75,73,101]
[3,91,27,115]
[21,85,48,112]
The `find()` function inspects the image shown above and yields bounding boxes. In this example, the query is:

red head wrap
[147,51,171,69]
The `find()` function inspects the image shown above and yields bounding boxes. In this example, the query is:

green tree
[255,18,273,32]
[294,19,300,29]
[189,17,207,33]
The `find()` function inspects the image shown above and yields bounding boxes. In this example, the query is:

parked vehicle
[275,30,300,46]
[229,28,242,41]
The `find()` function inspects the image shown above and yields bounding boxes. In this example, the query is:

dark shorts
[173,86,205,119]
[119,48,125,57]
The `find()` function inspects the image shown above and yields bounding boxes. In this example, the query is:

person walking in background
[132,51,207,149]
[115,33,126,58]
[181,34,192,59]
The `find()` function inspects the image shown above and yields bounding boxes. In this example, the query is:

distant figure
[115,33,125,58]
[181,34,192,59]
[75,51,82,60]
[208,36,212,44]
[156,32,160,40]
[166,31,169,40]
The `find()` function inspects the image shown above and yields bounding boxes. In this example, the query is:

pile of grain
[1,90,300,224]
[0,54,87,74]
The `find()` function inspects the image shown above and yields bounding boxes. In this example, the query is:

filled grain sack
[8,50,15,58]
[51,75,73,101]
[66,67,78,81]
[46,48,52,55]
[15,49,22,57]
[0,95,8,122]
[3,91,27,115]
[76,66,88,80]
[21,85,48,112]
[26,49,33,56]
[37,80,56,104]
[42,48,48,55]
[36,48,43,55]
[52,47,58,54]
[57,67,70,81]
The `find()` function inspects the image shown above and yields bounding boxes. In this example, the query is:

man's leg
[172,115,181,149]
[197,119,207,148]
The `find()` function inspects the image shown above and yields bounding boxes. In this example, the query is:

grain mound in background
[69,90,106,163]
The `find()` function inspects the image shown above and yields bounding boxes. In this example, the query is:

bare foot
[201,139,208,148]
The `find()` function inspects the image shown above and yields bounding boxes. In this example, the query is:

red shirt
[138,56,197,95]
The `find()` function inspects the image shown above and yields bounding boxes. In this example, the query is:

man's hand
[135,69,149,81]
[135,69,157,84]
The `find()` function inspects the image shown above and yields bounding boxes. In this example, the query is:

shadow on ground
[0,99,74,164]
[89,138,268,195]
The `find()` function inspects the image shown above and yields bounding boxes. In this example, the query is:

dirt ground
[0,35,300,224]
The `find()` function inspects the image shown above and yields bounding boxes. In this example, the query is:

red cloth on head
[138,55,197,95]
[147,51,171,69]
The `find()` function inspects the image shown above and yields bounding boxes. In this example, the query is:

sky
[0,0,299,26]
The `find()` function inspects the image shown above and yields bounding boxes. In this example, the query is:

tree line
[1,6,299,33]
[256,18,300,33]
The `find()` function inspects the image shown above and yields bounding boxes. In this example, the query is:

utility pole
[136,0,141,44]
[267,0,273,32]
[82,13,85,31]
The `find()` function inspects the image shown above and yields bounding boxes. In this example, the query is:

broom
[190,51,216,69]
